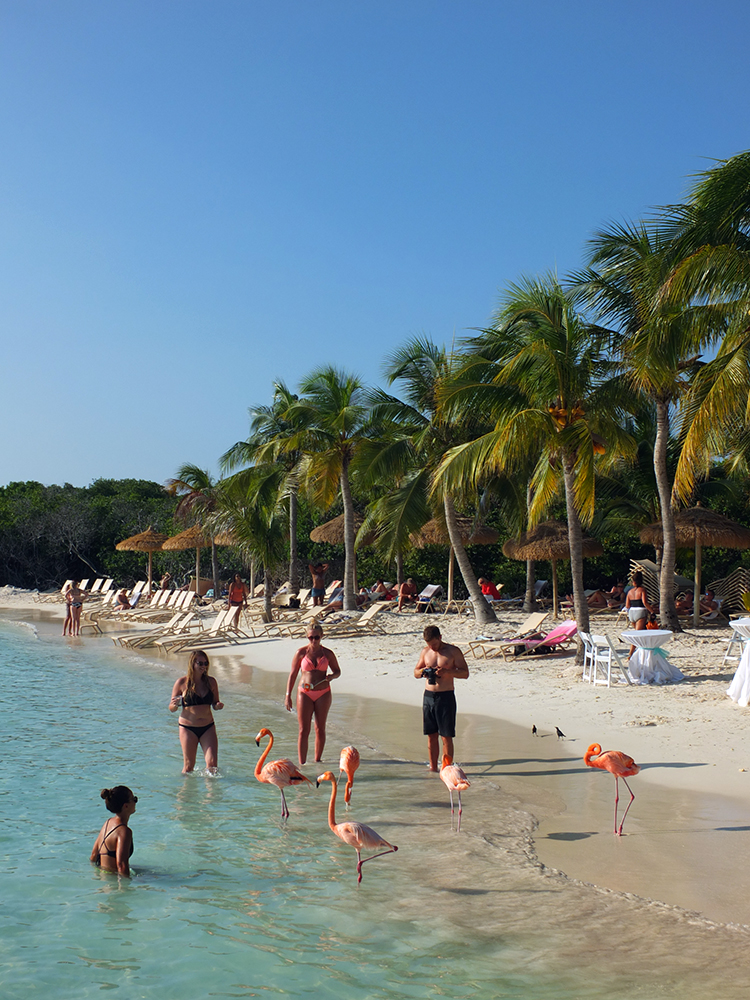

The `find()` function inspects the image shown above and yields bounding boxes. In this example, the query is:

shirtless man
[414,625,469,771]
[398,578,418,611]
[309,562,329,606]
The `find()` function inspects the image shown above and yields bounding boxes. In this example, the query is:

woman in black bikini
[285,624,341,766]
[169,650,224,773]
[90,785,137,877]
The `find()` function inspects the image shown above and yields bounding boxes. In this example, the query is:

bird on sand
[584,743,640,836]
[439,754,470,832]
[255,728,311,820]
[339,745,360,804]
[555,727,566,739]
[316,771,397,883]
[531,725,538,736]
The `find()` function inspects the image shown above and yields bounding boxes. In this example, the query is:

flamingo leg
[280,788,289,820]
[617,778,636,836]
[457,791,463,833]
[613,776,620,835]
[448,788,455,829]
[356,847,397,883]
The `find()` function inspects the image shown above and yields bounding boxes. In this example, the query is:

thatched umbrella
[503,520,603,619]
[162,525,210,595]
[411,517,500,603]
[640,504,750,626]
[115,527,168,594]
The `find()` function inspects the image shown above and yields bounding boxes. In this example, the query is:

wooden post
[552,558,559,619]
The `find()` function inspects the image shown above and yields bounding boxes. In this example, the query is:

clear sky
[2,1,748,487]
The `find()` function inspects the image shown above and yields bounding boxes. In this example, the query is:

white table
[620,629,684,685]
[727,618,750,707]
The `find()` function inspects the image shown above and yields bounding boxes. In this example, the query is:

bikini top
[629,596,645,608]
[99,821,134,860]
[228,583,244,601]
[301,653,328,673]
[181,685,214,706]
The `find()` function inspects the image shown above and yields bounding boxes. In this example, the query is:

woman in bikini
[285,624,341,765]
[169,650,224,774]
[227,573,248,625]
[90,785,137,877]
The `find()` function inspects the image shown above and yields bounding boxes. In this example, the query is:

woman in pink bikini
[284,624,341,765]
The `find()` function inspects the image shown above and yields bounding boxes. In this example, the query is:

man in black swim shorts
[414,625,469,772]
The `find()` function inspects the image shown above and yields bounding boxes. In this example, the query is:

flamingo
[316,771,397,883]
[339,745,360,804]
[255,728,311,820]
[439,754,470,832]
[584,742,640,836]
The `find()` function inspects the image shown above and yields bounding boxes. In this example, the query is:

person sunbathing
[700,590,719,615]
[675,590,694,614]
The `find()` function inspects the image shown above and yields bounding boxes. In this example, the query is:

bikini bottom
[179,721,216,740]
[300,685,330,702]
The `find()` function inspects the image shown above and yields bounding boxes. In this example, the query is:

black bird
[555,727,566,740]
[531,725,538,736]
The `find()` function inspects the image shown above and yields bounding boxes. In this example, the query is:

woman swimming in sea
[169,650,224,773]
[90,785,137,877]
[285,624,341,765]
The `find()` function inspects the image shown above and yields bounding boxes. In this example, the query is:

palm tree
[164,464,222,599]
[360,336,499,626]
[221,381,304,592]
[574,222,727,628]
[436,275,634,638]
[285,367,372,612]
[209,469,287,622]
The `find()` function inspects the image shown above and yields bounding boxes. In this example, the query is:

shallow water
[3,614,750,998]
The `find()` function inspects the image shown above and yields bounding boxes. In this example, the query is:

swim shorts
[311,588,325,598]
[422,689,457,738]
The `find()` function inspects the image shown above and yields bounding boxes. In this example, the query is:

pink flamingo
[439,754,470,832]
[584,742,640,836]
[316,771,397,883]
[339,745,360,804]
[255,728,311,820]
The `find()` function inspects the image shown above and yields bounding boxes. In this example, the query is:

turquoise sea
[3,613,750,999]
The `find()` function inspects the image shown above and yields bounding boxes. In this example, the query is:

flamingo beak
[255,738,260,747]
[315,780,321,788]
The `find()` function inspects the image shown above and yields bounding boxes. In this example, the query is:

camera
[422,666,439,684]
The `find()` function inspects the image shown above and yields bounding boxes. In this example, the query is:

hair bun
[100,788,110,800]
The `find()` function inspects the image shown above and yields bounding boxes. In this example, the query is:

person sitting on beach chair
[700,590,718,615]
[398,578,418,611]
[675,589,694,614]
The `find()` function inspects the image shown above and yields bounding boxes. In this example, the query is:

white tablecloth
[620,629,683,685]
[727,619,750,707]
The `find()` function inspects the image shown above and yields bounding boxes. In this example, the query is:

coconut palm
[164,465,222,600]
[574,221,728,627]
[221,381,304,592]
[359,336,499,626]
[284,367,373,612]
[436,275,634,637]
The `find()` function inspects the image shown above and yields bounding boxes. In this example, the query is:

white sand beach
[5,585,750,930]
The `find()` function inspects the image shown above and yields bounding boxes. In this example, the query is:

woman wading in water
[90,785,137,877]
[169,650,224,773]
[285,624,340,765]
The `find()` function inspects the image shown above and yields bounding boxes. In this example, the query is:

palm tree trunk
[289,487,299,593]
[443,494,497,625]
[395,550,404,587]
[263,565,273,622]
[211,540,219,603]
[562,452,589,659]
[340,459,357,611]
[654,399,680,630]
[523,559,537,613]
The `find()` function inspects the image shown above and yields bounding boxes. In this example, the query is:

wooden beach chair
[323,603,389,636]
[121,613,202,651]
[155,609,238,655]
[466,611,549,659]
[34,580,74,604]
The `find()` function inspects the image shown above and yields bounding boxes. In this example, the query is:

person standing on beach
[414,625,469,771]
[227,573,249,625]
[67,582,86,636]
[309,562,329,606]
[285,623,341,765]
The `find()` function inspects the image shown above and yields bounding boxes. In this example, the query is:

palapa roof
[115,527,168,553]
[162,524,210,551]
[502,519,603,561]
[639,505,750,550]
[411,516,499,548]
[310,513,366,545]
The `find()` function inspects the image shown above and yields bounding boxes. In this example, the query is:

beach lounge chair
[415,584,442,614]
[466,612,549,659]
[113,612,192,649]
[323,603,389,636]
[34,580,74,604]
[155,609,239,655]
[474,619,577,661]
[122,612,203,651]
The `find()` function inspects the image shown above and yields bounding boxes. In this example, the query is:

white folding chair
[579,631,595,683]
[724,620,750,665]
[594,634,633,686]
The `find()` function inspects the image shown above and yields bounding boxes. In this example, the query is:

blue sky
[2,1,748,487]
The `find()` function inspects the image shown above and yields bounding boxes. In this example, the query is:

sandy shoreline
[5,586,750,928]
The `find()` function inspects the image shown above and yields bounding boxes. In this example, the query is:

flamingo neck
[584,744,603,767]
[327,778,338,830]
[255,733,273,777]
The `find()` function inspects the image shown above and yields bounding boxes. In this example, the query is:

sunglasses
[132,796,138,803]
[195,660,209,666]
[307,635,322,641]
